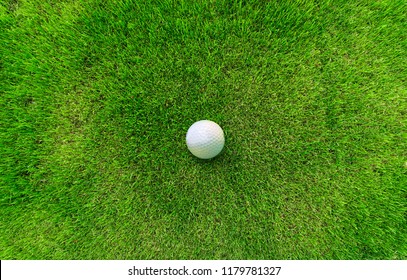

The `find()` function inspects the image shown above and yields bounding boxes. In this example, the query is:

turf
[1,0,406,259]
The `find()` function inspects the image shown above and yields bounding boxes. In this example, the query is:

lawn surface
[1,0,406,259]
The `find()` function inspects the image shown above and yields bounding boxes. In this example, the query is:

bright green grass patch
[1,0,406,259]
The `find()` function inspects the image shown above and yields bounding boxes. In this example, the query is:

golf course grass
[1,0,406,259]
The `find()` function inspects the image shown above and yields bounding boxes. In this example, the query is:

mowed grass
[1,0,406,259]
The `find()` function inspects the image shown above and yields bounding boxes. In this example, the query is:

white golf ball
[186,120,225,159]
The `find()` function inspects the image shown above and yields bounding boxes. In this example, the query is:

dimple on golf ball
[186,120,225,159]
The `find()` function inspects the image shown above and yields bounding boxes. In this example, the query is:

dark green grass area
[1,0,406,259]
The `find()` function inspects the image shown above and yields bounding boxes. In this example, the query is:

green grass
[1,0,406,259]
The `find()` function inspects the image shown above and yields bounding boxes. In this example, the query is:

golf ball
[186,120,225,159]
